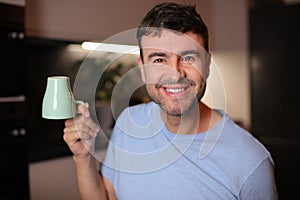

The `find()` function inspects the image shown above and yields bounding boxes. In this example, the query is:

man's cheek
[143,64,181,84]
[192,63,209,81]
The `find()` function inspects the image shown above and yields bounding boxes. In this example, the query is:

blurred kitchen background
[0,0,299,199]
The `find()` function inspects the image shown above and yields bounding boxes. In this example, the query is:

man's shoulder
[211,115,274,191]
[218,115,274,171]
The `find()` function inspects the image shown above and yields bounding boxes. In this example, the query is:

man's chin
[160,104,192,117]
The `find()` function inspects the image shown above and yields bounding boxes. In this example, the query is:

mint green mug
[42,76,84,119]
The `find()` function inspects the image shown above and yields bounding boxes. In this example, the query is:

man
[63,2,278,200]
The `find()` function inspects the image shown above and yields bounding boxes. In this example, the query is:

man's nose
[169,56,187,78]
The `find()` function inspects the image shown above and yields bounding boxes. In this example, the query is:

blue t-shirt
[101,102,277,200]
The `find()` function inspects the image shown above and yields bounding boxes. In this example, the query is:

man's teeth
[166,88,185,93]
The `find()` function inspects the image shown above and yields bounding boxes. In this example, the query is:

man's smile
[160,84,192,97]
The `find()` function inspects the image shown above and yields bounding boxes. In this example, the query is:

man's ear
[207,52,211,66]
[205,51,212,79]
[137,56,146,83]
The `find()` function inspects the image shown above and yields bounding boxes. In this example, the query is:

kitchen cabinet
[0,102,29,200]
[25,0,158,42]
[0,2,29,199]
[25,0,212,42]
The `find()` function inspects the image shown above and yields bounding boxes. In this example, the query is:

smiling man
[138,29,213,134]
[63,2,278,200]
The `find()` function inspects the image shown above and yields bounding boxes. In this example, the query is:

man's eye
[181,56,196,62]
[153,58,165,63]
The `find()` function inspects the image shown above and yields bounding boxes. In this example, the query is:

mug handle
[74,100,85,115]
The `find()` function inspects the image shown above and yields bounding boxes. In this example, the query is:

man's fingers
[64,116,99,141]
[74,115,99,136]
[77,102,90,117]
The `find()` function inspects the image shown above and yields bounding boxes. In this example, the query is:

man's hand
[63,102,100,159]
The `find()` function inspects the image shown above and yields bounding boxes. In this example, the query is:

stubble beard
[146,81,206,117]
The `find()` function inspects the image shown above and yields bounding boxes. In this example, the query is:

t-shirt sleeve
[239,158,278,200]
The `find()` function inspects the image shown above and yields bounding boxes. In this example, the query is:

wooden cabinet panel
[25,0,212,42]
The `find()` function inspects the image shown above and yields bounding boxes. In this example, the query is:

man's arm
[63,103,116,199]
[73,155,108,200]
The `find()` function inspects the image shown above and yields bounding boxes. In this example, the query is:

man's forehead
[140,30,206,54]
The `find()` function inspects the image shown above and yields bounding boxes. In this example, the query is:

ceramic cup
[42,76,84,119]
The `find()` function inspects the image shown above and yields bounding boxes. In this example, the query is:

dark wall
[249,4,300,199]
[250,4,300,138]
[25,37,86,162]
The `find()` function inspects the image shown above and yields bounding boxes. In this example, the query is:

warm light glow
[81,42,140,55]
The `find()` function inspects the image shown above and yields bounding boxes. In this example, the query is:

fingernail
[93,130,98,137]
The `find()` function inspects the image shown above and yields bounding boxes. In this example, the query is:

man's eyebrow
[180,50,201,57]
[146,50,201,61]
[147,52,167,60]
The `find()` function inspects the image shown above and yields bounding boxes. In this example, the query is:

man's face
[138,29,211,116]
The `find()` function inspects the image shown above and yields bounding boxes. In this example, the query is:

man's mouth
[165,87,186,93]
[162,85,191,96]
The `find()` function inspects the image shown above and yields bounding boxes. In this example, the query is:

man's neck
[161,102,221,134]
